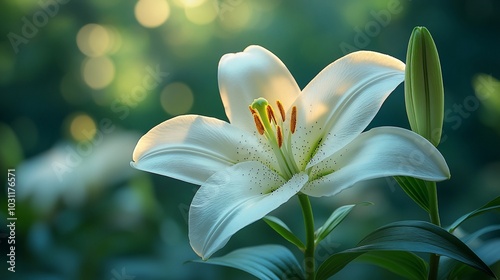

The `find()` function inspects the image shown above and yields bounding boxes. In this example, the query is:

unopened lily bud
[405,26,444,147]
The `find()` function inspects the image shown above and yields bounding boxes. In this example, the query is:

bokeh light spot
[135,0,171,28]
[160,82,194,115]
[181,0,206,8]
[76,24,112,57]
[69,113,97,142]
[82,56,115,90]
[218,2,252,31]
[185,0,218,25]
[106,26,123,54]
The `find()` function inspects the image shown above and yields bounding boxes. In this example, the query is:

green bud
[405,26,444,147]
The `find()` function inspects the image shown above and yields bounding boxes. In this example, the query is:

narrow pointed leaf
[263,216,305,250]
[461,225,500,244]
[440,226,500,279]
[356,221,494,276]
[194,245,304,280]
[394,176,430,213]
[447,239,500,280]
[357,251,428,280]
[448,196,500,233]
[315,203,372,244]
[316,220,495,280]
[315,252,361,280]
[315,251,428,280]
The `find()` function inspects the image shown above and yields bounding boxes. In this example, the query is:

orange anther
[276,101,286,122]
[249,105,257,115]
[277,125,283,148]
[266,105,277,124]
[253,114,265,135]
[290,106,297,134]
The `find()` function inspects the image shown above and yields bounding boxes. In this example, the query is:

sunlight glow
[180,0,206,8]
[160,82,194,115]
[185,0,217,25]
[77,24,112,57]
[218,2,252,31]
[82,56,115,90]
[69,113,97,142]
[135,0,171,28]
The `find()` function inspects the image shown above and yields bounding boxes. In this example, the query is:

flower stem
[427,181,441,280]
[299,194,315,280]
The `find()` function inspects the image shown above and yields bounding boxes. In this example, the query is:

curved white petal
[189,161,309,259]
[132,115,278,185]
[218,45,301,132]
[302,127,450,197]
[290,51,405,169]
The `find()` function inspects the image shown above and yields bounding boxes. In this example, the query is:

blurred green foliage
[1,0,499,279]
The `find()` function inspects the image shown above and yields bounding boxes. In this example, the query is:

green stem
[299,194,315,280]
[428,182,441,226]
[427,181,441,280]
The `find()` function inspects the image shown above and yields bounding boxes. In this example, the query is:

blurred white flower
[18,130,140,213]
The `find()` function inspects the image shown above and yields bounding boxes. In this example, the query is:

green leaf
[440,226,500,279]
[357,251,428,280]
[315,203,372,244]
[447,239,500,280]
[194,245,304,280]
[394,176,431,213]
[475,239,500,266]
[263,216,305,250]
[316,220,496,280]
[315,252,360,280]
[405,26,444,146]
[448,196,500,233]
[461,224,500,244]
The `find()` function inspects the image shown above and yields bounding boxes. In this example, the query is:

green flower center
[249,97,300,179]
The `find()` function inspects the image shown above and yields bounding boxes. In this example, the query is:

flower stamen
[290,106,297,134]
[267,105,277,124]
[276,101,286,122]
[277,125,283,148]
[250,97,300,178]
[248,105,257,115]
[253,114,265,135]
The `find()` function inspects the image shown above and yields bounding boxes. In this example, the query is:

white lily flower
[132,46,450,259]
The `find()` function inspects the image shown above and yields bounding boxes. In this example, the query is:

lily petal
[302,127,450,197]
[189,161,309,259]
[218,45,301,132]
[132,115,278,185]
[290,51,405,169]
